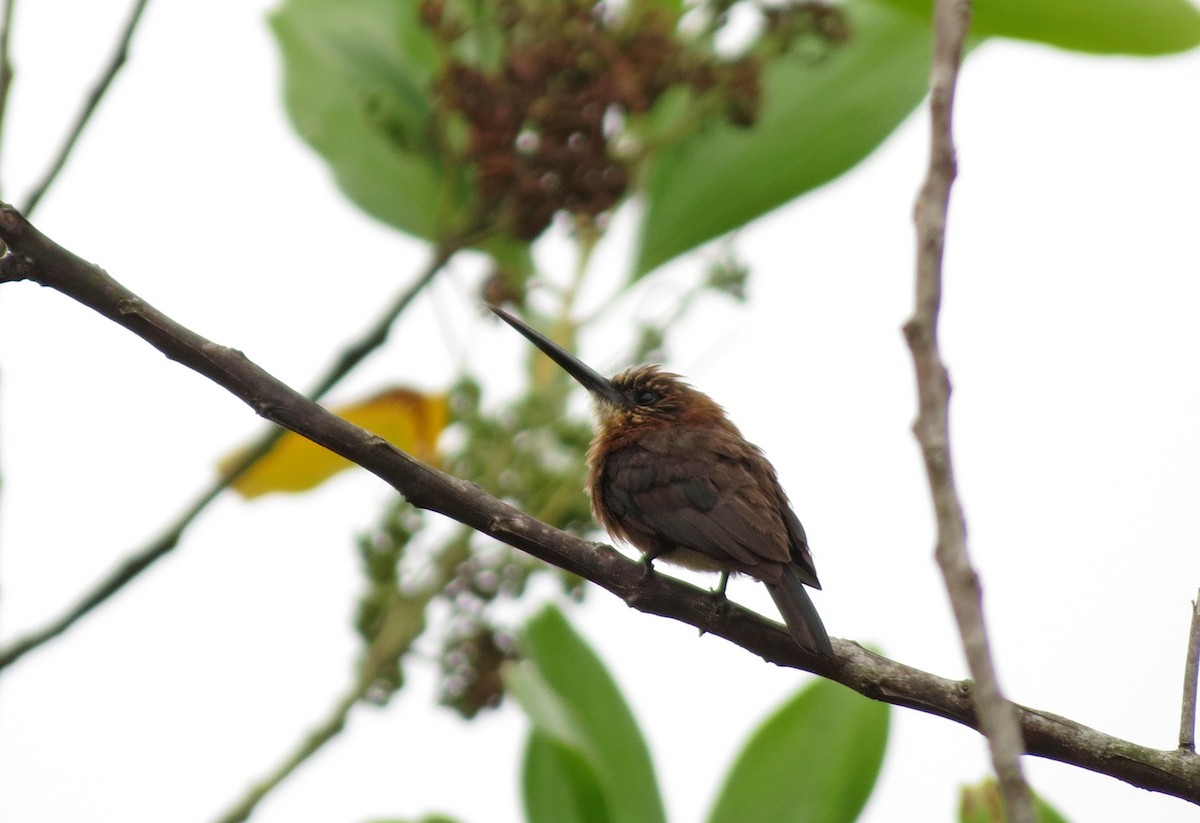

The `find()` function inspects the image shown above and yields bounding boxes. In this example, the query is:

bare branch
[0,241,457,671]
[903,1,1035,819]
[21,0,150,216]
[1179,590,1200,751]
[3,203,1200,803]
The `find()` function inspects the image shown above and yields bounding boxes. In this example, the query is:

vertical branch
[903,1,1035,821]
[1178,590,1200,751]
[0,0,16,195]
[21,0,150,216]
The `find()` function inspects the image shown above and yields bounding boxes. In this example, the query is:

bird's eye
[633,388,661,406]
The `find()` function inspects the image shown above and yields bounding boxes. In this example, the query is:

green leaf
[505,656,588,752]
[523,732,611,823]
[507,605,667,823]
[706,677,889,823]
[270,0,474,240]
[633,0,930,277]
[876,0,1200,55]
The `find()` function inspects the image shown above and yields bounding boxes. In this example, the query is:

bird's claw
[638,554,658,581]
[697,572,732,638]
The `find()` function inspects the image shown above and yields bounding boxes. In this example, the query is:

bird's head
[489,306,729,432]
[599,364,728,430]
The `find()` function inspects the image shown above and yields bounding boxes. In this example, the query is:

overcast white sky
[2,2,1200,823]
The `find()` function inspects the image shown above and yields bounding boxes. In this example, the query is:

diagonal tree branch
[0,240,458,671]
[904,1,1034,820]
[3,203,1200,804]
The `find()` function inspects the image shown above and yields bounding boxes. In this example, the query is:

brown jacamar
[490,306,834,657]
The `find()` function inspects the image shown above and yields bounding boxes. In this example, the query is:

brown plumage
[491,307,833,657]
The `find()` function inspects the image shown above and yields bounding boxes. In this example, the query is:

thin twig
[306,243,458,400]
[211,540,468,823]
[214,675,367,823]
[5,204,1200,801]
[903,1,1035,821]
[0,242,458,671]
[0,0,17,196]
[1179,589,1200,751]
[20,0,150,216]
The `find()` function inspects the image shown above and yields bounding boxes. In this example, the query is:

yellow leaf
[219,387,448,499]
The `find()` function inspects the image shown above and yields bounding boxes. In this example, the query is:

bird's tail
[766,565,834,657]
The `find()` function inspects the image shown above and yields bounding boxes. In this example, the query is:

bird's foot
[708,572,731,617]
[713,571,730,599]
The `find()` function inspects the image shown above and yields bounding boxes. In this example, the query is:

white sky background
[1,1,1199,822]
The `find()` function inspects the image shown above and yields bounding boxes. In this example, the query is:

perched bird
[490,306,833,657]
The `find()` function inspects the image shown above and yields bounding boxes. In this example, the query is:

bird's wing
[600,428,794,572]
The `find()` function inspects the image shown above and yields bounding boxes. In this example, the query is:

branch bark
[3,203,1200,804]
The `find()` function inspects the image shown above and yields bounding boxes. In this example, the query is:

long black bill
[488,305,629,408]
